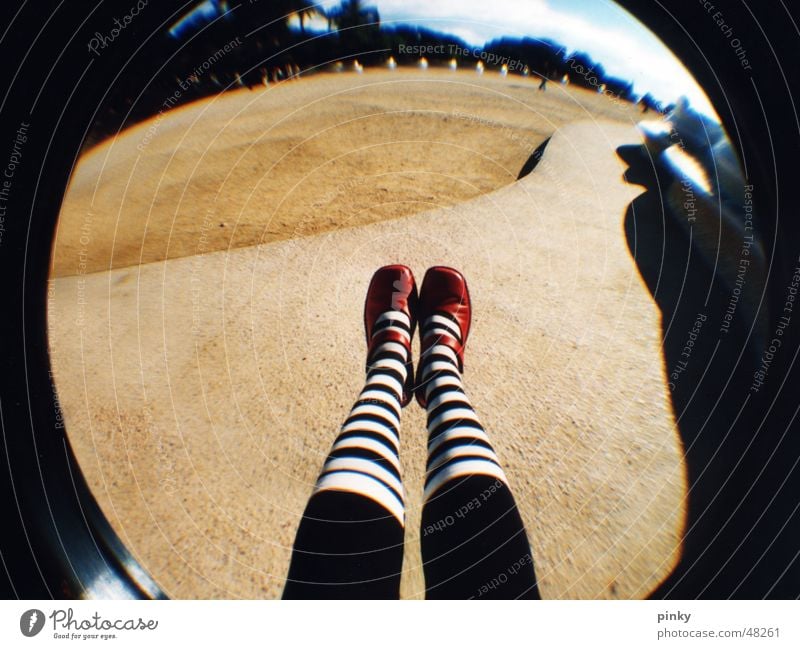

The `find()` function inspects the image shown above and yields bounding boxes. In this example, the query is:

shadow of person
[616,143,787,598]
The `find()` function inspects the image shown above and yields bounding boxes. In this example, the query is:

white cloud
[311,0,718,117]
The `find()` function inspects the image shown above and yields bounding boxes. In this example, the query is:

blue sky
[310,0,718,118]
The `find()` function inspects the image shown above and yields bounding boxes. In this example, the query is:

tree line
[86,0,661,147]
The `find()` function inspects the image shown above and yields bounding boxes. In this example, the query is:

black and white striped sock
[419,314,508,503]
[311,309,412,525]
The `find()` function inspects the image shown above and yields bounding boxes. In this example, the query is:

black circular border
[0,0,798,598]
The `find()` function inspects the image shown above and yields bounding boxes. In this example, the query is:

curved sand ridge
[48,71,686,599]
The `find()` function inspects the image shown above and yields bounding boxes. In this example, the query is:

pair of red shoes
[364,265,471,408]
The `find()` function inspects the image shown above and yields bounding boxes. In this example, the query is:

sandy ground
[48,70,686,599]
[52,69,645,277]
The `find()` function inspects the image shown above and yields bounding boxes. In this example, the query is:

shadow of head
[617,143,664,188]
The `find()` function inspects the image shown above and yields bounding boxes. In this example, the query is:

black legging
[283,491,405,598]
[283,310,539,599]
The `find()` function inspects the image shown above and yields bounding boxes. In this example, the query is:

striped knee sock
[312,310,411,525]
[418,319,507,503]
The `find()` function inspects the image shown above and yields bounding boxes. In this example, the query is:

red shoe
[363,265,418,407]
[415,266,472,408]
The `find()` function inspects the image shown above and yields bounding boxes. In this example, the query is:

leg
[416,267,540,599]
[283,343,406,598]
[283,266,417,599]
